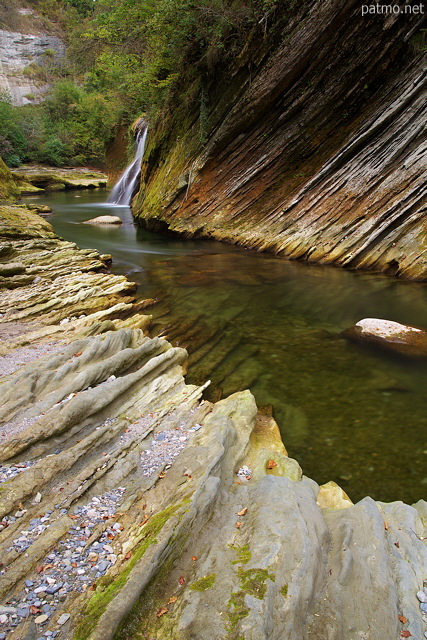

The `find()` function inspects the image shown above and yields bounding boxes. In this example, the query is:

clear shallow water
[27,189,427,503]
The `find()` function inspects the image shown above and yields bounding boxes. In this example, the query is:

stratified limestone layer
[134,0,426,280]
[0,204,426,640]
[11,166,108,192]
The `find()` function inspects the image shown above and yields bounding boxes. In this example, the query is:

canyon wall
[133,0,426,280]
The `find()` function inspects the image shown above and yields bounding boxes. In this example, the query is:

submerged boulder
[342,318,427,357]
[84,216,122,225]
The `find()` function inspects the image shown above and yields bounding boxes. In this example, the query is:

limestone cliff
[0,5,65,105]
[133,0,426,280]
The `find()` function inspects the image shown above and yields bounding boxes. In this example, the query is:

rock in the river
[343,318,427,357]
[84,216,122,225]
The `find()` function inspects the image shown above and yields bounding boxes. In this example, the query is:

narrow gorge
[0,0,426,638]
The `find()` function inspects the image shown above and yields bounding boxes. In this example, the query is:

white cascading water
[108,126,148,205]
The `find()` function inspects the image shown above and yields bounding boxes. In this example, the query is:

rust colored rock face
[342,318,427,357]
[133,0,426,280]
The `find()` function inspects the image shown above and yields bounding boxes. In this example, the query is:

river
[25,188,427,504]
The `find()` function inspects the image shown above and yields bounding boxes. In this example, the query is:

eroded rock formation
[134,0,426,280]
[0,207,426,640]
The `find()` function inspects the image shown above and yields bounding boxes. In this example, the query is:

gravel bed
[0,488,126,638]
[0,342,64,378]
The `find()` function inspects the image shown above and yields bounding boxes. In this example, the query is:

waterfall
[108,126,147,206]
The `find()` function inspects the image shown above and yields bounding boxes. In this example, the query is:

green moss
[72,502,184,640]
[227,591,250,634]
[230,544,251,565]
[189,573,216,591]
[281,584,288,597]
[237,567,275,600]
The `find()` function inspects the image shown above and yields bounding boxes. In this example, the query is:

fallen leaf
[156,607,168,618]
[18,502,25,510]
[394,541,400,548]
[30,605,41,615]
[384,521,389,531]
[167,596,177,604]
[74,351,82,357]
[124,428,130,433]
[158,473,166,479]
[36,565,44,574]
[139,517,149,526]
[178,576,186,585]
[400,631,412,638]
[398,616,407,624]
[124,551,132,560]
[191,556,197,562]
[235,522,242,529]
[44,564,54,570]
[237,508,248,516]
[107,533,115,540]
[267,460,277,469]
[69,514,79,520]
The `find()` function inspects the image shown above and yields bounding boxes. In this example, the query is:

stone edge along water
[0,204,425,640]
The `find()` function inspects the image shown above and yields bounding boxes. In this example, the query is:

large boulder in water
[342,318,427,357]
[84,215,122,225]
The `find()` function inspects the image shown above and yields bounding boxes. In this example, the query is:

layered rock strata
[134,0,426,280]
[0,206,426,640]
[11,166,108,194]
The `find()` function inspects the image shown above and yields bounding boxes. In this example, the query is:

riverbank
[0,205,426,640]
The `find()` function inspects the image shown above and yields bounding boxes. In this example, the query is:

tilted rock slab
[0,204,426,640]
[134,0,426,280]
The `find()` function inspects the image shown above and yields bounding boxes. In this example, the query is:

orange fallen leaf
[74,351,82,357]
[237,508,247,516]
[36,566,44,574]
[191,556,197,562]
[124,428,130,433]
[167,596,177,604]
[156,607,168,618]
[124,551,132,560]
[44,564,54,570]
[139,517,149,526]
[267,460,277,469]
[158,473,166,479]
[400,632,412,638]
[384,521,389,531]
[30,605,41,615]
[178,576,186,585]
[235,522,242,529]
[398,616,407,624]
[107,533,115,539]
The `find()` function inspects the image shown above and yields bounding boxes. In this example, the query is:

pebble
[57,613,70,626]
[236,465,252,479]
[421,602,427,613]
[417,590,427,603]
[35,614,49,624]
[0,606,17,615]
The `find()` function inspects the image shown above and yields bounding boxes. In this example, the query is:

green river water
[26,188,427,504]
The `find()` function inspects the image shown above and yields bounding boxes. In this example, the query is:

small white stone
[34,492,42,503]
[35,614,48,624]
[417,590,427,603]
[103,544,114,554]
[57,613,70,626]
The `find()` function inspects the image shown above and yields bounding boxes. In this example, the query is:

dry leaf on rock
[237,508,248,516]
[178,576,186,585]
[156,607,168,618]
[168,596,177,604]
[398,615,407,624]
[267,460,277,469]
[236,522,242,529]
